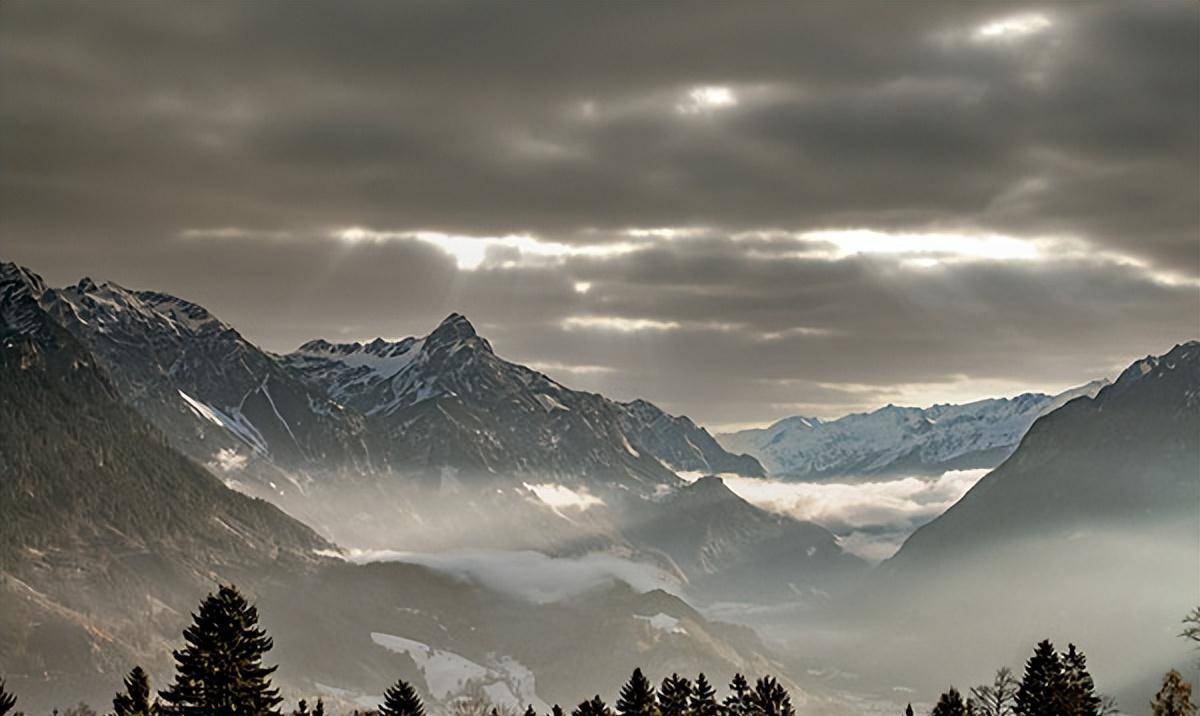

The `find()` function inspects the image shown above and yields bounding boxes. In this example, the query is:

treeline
[0,586,1195,716]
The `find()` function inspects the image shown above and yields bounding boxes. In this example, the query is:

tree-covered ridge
[0,588,1194,716]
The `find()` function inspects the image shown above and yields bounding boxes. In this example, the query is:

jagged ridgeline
[0,262,799,711]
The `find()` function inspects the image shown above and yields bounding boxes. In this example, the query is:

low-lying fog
[676,470,988,562]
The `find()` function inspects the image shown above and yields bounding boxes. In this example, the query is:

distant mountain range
[717,382,1107,479]
[4,258,1196,713]
[827,341,1199,706]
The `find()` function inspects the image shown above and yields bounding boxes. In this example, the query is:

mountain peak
[426,312,483,349]
[0,261,47,297]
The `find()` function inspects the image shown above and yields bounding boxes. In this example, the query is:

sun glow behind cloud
[974,13,1052,41]
[335,227,641,270]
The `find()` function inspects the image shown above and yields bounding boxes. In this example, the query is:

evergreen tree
[313,701,326,716]
[971,667,1019,716]
[1015,640,1067,716]
[750,677,794,716]
[553,706,565,716]
[617,669,658,716]
[905,704,913,716]
[690,674,719,716]
[574,696,614,716]
[659,674,692,716]
[114,666,155,716]
[523,706,537,716]
[158,584,282,716]
[931,688,968,716]
[723,675,752,716]
[0,679,15,716]
[1061,644,1101,716]
[1183,608,1200,645]
[1152,670,1197,716]
[379,679,425,716]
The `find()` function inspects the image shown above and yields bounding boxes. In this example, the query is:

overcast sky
[2,1,1196,429]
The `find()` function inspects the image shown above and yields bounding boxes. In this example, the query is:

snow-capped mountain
[285,313,763,485]
[2,262,762,502]
[0,270,804,711]
[886,341,1200,570]
[717,382,1107,479]
[0,264,374,500]
[849,343,1200,703]
[617,400,765,477]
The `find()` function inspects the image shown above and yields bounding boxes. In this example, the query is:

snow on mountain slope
[285,313,763,483]
[0,262,373,499]
[717,382,1107,479]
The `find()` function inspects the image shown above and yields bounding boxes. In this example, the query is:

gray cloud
[1,1,1196,427]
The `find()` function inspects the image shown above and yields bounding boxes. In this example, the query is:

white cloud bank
[683,470,989,562]
[339,548,682,604]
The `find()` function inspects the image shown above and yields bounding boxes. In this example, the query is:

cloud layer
[2,1,1196,426]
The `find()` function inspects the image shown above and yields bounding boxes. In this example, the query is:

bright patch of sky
[335,227,641,270]
[974,13,1052,41]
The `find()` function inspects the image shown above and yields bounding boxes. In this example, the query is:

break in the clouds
[1,1,1196,427]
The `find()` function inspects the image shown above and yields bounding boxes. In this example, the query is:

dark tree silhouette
[553,705,565,716]
[751,676,795,716]
[113,666,155,716]
[723,674,752,716]
[617,669,658,716]
[0,679,15,716]
[971,668,1018,716]
[158,585,282,716]
[931,688,968,716]
[575,695,614,716]
[1183,608,1200,645]
[380,679,426,716]
[523,706,537,716]
[1152,670,1197,716]
[1015,640,1067,716]
[690,674,720,716]
[313,700,326,716]
[294,700,310,716]
[905,704,914,716]
[1061,644,1101,716]
[658,674,692,716]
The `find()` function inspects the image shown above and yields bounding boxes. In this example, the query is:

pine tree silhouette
[313,700,326,716]
[690,674,720,716]
[0,679,15,716]
[617,669,658,716]
[524,705,538,716]
[1015,640,1067,716]
[1061,644,1101,716]
[379,679,426,716]
[723,674,752,716]
[553,705,565,716]
[113,666,155,716]
[1152,670,1197,716]
[751,677,794,716]
[931,688,968,716]
[905,704,914,716]
[158,585,282,716]
[574,696,614,716]
[659,674,692,716]
[294,700,310,716]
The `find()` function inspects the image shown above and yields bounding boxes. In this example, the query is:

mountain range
[0,262,804,711]
[718,382,1107,479]
[2,258,1196,714]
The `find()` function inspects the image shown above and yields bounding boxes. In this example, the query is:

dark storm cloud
[1,1,1196,426]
